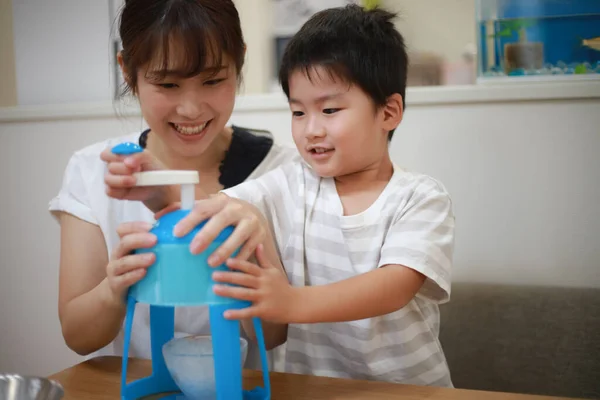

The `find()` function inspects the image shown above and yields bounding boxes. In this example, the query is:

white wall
[12,0,113,105]
[9,0,477,103]
[0,84,599,378]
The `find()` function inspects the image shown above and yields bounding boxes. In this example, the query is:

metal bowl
[0,374,64,400]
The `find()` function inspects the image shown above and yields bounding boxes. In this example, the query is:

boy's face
[287,67,392,179]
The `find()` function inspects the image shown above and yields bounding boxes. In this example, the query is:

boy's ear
[381,93,404,132]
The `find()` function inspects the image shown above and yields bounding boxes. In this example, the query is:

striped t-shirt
[222,161,455,387]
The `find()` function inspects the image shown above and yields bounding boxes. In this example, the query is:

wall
[12,0,113,105]
[0,0,17,107]
[234,0,274,95]
[8,0,477,104]
[0,82,599,378]
[384,0,476,63]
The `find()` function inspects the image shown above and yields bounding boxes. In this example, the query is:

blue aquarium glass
[476,0,600,82]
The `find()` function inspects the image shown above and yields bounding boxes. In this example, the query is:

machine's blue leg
[210,303,243,400]
[121,296,136,400]
[122,303,180,399]
[252,317,271,400]
[149,305,176,379]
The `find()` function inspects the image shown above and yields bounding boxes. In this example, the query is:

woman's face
[127,43,238,160]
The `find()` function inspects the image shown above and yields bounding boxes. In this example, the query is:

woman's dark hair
[118,0,245,96]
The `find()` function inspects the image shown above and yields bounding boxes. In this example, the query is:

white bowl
[163,335,248,400]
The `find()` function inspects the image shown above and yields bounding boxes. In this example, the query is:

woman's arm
[57,214,155,355]
[57,213,123,355]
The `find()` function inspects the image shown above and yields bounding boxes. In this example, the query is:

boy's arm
[286,265,425,324]
[174,163,294,265]
[291,183,454,323]
[239,224,288,350]
[182,166,293,349]
[216,253,428,325]
[219,183,454,325]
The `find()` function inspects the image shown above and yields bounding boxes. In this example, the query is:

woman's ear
[116,51,133,88]
[381,93,404,133]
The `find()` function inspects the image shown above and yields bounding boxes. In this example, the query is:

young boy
[170,4,455,387]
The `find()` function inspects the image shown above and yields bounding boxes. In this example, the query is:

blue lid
[152,209,235,244]
[112,142,143,155]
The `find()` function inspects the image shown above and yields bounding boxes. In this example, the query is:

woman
[49,0,297,369]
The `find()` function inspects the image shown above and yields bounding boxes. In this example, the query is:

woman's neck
[146,127,233,174]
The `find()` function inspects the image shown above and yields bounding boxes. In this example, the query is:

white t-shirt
[223,161,455,387]
[48,130,300,369]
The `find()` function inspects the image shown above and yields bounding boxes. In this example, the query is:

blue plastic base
[159,390,269,400]
[120,297,271,400]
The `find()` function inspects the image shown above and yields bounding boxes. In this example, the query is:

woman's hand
[105,221,157,304]
[100,147,177,213]
[165,194,268,267]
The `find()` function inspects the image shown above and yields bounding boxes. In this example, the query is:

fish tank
[476,0,600,83]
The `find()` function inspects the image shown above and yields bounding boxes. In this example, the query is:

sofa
[439,282,600,399]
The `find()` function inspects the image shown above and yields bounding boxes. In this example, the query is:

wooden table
[48,356,575,400]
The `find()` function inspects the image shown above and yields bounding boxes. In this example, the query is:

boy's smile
[306,142,335,160]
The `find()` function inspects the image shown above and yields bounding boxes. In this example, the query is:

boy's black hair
[278,4,408,139]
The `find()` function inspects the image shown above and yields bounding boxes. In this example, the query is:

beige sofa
[439,282,600,399]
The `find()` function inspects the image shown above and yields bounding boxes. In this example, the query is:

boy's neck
[334,154,394,216]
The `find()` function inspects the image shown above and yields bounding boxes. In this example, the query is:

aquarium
[476,0,600,83]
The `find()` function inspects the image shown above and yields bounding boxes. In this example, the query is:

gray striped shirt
[223,161,455,387]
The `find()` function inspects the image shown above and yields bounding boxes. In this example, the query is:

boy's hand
[171,194,268,266]
[212,244,296,323]
[100,147,177,212]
